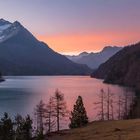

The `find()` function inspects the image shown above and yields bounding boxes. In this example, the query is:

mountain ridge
[0,19,91,75]
[91,42,140,90]
[66,46,122,69]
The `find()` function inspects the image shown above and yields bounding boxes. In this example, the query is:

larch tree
[116,95,124,120]
[34,100,46,137]
[52,89,68,131]
[105,87,114,120]
[45,97,55,133]
[94,89,105,120]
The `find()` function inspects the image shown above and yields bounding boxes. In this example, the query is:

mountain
[91,42,140,90]
[65,52,88,63]
[0,19,91,75]
[66,46,122,69]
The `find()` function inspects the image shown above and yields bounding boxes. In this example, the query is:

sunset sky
[0,0,140,54]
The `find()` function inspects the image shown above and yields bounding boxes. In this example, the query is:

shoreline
[0,78,5,82]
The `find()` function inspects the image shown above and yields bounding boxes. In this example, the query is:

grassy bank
[48,119,140,140]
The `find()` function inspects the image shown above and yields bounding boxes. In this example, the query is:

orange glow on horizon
[36,32,140,55]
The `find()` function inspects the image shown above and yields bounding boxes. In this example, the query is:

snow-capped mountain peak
[0,24,11,31]
[0,19,12,31]
[0,18,11,25]
[0,19,21,43]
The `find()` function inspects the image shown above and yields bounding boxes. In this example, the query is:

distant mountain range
[0,19,91,75]
[91,42,140,90]
[66,46,122,69]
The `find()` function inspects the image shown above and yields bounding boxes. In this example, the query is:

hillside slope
[91,42,140,90]
[49,119,140,140]
[0,19,91,75]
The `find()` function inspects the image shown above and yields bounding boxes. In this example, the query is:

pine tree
[0,113,14,140]
[69,96,88,129]
[15,114,23,140]
[15,114,32,140]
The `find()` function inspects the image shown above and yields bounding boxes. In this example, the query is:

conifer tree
[0,113,14,140]
[24,115,32,140]
[45,97,55,133]
[35,100,46,138]
[15,114,32,140]
[69,96,88,128]
[94,89,105,120]
[52,89,68,131]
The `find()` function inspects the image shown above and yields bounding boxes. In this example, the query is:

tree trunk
[101,92,104,120]
[107,88,110,120]
[57,100,60,131]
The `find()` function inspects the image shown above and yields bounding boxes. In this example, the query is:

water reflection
[0,76,134,128]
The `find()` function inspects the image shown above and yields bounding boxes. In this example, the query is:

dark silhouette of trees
[0,113,33,140]
[0,113,14,140]
[105,87,114,120]
[24,115,32,140]
[0,90,69,139]
[129,93,140,119]
[69,96,88,128]
[110,98,114,120]
[34,100,46,138]
[117,95,122,120]
[94,89,105,120]
[0,88,136,140]
[15,114,32,140]
[94,88,135,121]
[122,89,131,119]
[95,88,114,120]
[45,97,55,133]
[34,90,68,134]
[52,89,68,131]
[116,95,125,120]
[122,89,136,119]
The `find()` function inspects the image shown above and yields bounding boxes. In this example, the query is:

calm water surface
[0,76,134,128]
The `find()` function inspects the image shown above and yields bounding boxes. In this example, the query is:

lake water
[0,76,134,129]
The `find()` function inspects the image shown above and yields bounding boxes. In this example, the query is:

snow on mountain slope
[0,19,20,42]
[0,19,91,75]
[0,24,11,31]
